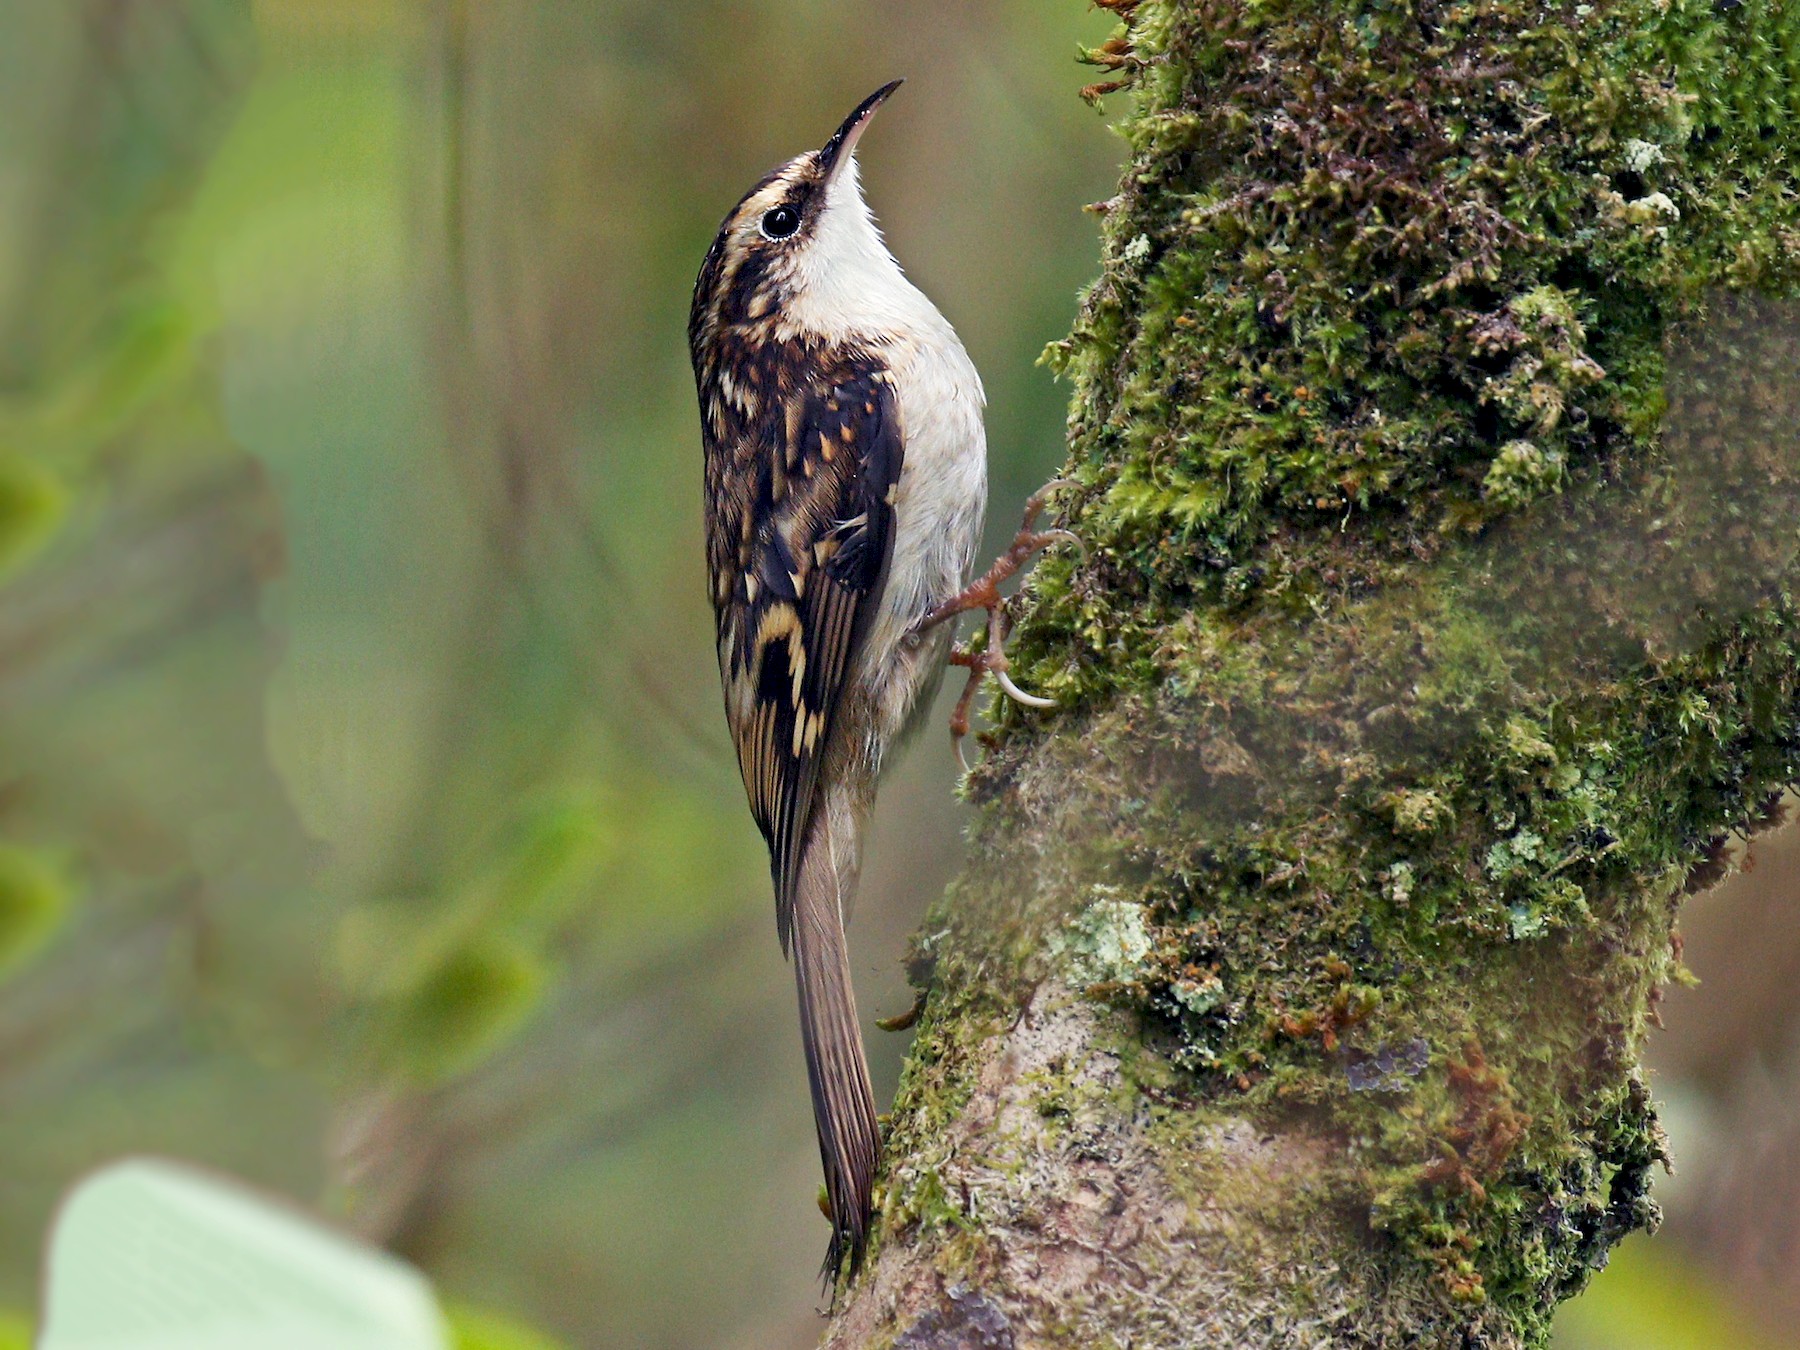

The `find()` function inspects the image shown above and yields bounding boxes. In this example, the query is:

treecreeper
[688,81,1068,1280]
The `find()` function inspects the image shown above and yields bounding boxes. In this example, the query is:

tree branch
[826,0,1800,1344]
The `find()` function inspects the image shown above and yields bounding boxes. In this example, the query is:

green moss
[1024,0,1800,702]
[874,977,1003,1257]
[871,0,1800,1341]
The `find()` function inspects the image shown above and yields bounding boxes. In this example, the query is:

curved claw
[1019,478,1077,527]
[1036,528,1087,563]
[995,668,1056,709]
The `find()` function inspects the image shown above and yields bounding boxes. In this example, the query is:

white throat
[781,158,952,348]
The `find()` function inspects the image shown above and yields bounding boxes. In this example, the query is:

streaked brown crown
[688,80,902,360]
[687,157,826,361]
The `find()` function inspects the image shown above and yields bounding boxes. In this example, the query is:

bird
[688,80,1070,1282]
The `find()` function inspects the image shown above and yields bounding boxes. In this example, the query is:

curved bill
[818,79,903,185]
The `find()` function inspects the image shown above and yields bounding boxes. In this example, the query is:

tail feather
[790,807,882,1280]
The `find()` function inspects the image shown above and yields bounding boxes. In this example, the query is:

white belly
[852,326,988,766]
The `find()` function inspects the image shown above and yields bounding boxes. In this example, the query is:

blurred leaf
[0,1311,30,1350]
[0,456,66,577]
[340,792,611,1001]
[490,791,616,933]
[41,1159,449,1350]
[67,296,199,443]
[390,936,549,1085]
[445,1304,568,1350]
[0,843,73,980]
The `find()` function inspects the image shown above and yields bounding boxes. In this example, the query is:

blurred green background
[0,3,1795,1347]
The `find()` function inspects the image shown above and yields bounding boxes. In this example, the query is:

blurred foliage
[0,0,1120,1344]
[0,845,74,979]
[0,457,66,579]
[1553,1237,1784,1350]
[447,1304,569,1350]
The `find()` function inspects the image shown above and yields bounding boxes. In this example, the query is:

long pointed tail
[790,807,881,1279]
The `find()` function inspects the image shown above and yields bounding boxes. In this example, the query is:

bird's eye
[760,205,801,240]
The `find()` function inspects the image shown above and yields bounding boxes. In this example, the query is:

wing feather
[702,343,903,949]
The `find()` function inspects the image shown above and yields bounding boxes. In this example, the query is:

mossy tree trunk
[825,2,1800,1346]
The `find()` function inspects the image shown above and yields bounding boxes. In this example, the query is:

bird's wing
[703,342,904,950]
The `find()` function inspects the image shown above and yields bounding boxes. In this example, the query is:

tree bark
[826,1,1800,1346]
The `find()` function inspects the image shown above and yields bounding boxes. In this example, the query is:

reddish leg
[917,480,1081,767]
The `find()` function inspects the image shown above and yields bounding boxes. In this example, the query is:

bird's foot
[917,480,1080,768]
[917,479,1081,634]
[941,636,1047,772]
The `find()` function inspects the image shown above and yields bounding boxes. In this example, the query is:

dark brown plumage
[696,337,902,949]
